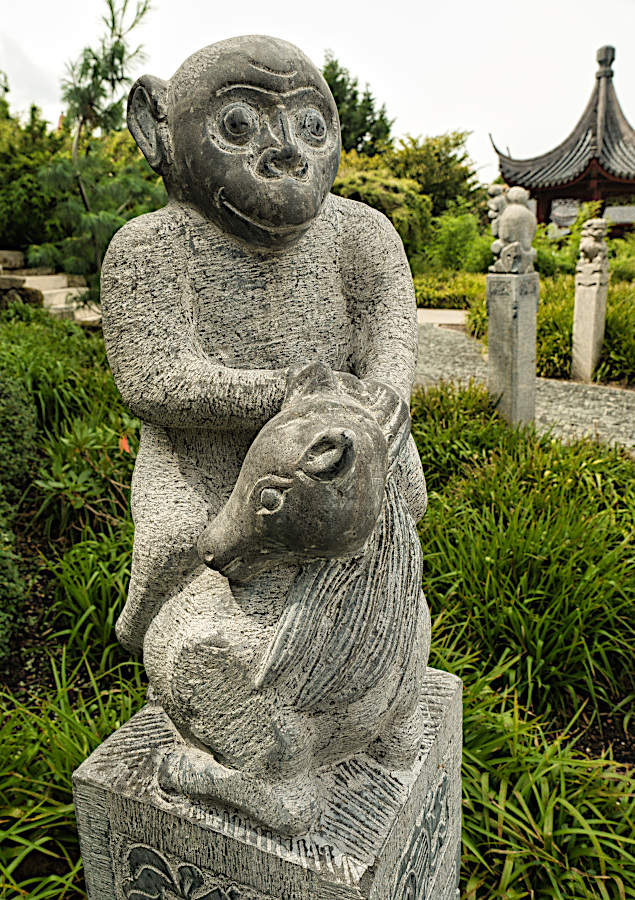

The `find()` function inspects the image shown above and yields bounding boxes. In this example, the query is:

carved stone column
[572,218,609,382]
[487,274,539,425]
[486,185,539,426]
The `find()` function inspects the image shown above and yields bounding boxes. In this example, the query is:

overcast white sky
[2,0,635,183]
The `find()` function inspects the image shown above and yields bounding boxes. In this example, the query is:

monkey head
[127,35,342,249]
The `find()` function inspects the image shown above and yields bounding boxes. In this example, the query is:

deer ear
[283,361,337,407]
[127,75,171,174]
[300,429,354,481]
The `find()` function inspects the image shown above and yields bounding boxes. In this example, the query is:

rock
[0,286,43,311]
[0,250,25,269]
[0,275,25,290]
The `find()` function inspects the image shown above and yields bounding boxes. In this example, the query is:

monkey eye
[221,103,259,144]
[297,108,327,146]
[258,487,285,515]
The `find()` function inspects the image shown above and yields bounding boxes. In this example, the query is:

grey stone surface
[0,274,25,290]
[0,249,25,269]
[486,273,539,426]
[74,668,462,900]
[75,32,461,900]
[572,219,609,382]
[487,185,537,274]
[414,323,635,451]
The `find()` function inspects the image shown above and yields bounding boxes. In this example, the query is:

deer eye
[259,487,285,514]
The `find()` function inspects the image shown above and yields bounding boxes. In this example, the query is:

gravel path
[414,324,635,451]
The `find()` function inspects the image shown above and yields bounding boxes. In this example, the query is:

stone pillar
[486,184,539,426]
[487,273,539,425]
[572,218,609,382]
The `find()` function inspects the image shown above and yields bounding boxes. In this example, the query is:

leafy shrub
[332,150,432,264]
[0,366,38,666]
[609,231,635,282]
[413,271,485,309]
[0,376,37,506]
[0,526,26,665]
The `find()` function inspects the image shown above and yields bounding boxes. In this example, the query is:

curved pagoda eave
[492,46,635,191]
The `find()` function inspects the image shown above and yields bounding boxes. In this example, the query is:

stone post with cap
[486,184,539,426]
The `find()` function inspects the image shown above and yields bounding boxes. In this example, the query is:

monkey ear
[127,75,171,174]
[300,429,355,481]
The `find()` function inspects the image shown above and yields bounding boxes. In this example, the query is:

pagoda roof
[492,47,635,190]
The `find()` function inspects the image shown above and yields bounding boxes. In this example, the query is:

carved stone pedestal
[487,272,539,426]
[73,668,462,900]
[572,276,609,382]
[572,217,609,383]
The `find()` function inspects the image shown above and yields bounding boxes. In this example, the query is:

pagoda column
[536,194,552,224]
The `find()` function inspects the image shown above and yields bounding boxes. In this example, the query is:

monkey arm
[339,199,418,402]
[100,215,287,430]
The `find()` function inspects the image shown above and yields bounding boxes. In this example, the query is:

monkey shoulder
[103,208,182,277]
[328,194,405,264]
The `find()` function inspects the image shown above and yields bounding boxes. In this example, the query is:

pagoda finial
[596,46,615,78]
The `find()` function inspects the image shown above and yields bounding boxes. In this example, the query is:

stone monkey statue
[101,34,427,658]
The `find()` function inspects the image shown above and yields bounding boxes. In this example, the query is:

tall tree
[386,132,484,217]
[322,53,392,156]
[29,0,165,295]
[62,0,151,168]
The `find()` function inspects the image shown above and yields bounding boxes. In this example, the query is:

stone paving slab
[414,323,635,451]
[417,308,467,327]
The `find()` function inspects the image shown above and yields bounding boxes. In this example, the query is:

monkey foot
[157,747,320,836]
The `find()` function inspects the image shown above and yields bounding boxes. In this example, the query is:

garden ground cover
[0,304,633,899]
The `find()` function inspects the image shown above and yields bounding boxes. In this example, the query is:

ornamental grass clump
[412,381,635,723]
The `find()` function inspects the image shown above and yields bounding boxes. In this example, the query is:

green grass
[414,271,486,309]
[467,275,635,385]
[0,306,634,898]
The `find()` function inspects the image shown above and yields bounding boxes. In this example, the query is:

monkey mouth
[217,189,313,238]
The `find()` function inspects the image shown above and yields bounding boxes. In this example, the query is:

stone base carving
[487,272,539,426]
[572,279,609,382]
[73,668,462,900]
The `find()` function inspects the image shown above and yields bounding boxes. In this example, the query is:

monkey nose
[257,144,309,180]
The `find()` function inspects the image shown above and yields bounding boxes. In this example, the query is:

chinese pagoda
[492,46,635,223]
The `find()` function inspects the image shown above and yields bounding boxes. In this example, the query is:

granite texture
[74,668,462,900]
[74,32,461,897]
[572,219,609,382]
